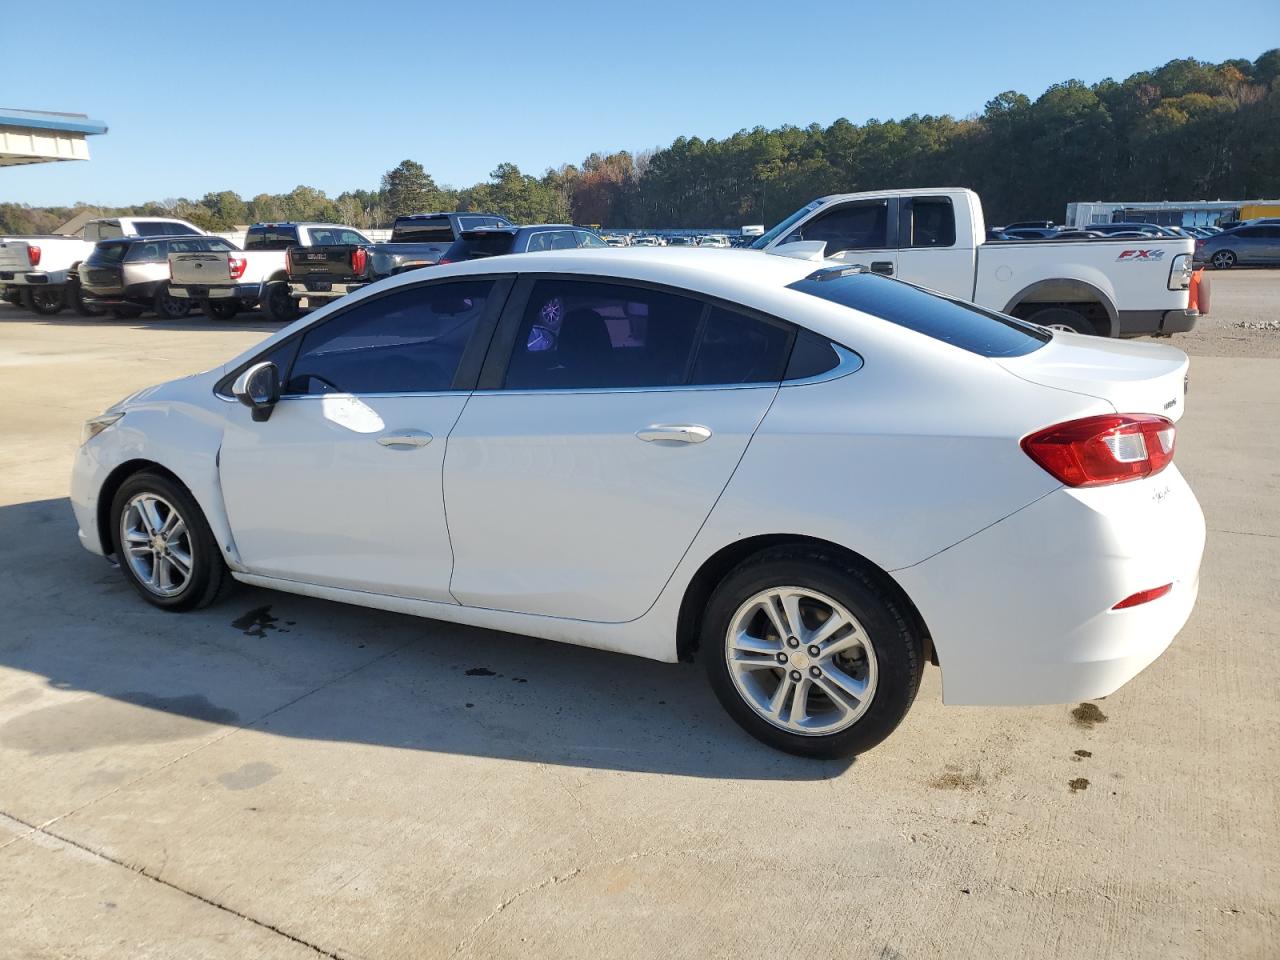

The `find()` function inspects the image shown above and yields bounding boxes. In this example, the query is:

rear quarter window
[788,270,1049,358]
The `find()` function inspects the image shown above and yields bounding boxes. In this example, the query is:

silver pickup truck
[285,212,512,308]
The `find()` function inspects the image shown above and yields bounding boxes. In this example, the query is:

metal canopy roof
[0,107,108,167]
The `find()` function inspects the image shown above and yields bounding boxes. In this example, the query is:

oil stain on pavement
[232,605,280,638]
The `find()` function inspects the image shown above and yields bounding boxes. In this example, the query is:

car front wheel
[111,471,226,610]
[1210,250,1236,269]
[701,548,923,758]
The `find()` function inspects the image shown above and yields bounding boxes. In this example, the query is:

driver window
[784,201,888,255]
[284,280,495,395]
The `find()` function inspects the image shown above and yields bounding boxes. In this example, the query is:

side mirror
[232,361,280,422]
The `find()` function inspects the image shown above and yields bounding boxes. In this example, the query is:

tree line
[3,51,1277,237]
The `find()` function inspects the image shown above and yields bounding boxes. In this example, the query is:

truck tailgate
[288,245,361,280]
[0,241,31,273]
[170,251,233,286]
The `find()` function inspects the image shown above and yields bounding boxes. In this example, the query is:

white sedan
[71,249,1205,757]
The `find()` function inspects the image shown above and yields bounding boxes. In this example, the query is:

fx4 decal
[1116,249,1167,262]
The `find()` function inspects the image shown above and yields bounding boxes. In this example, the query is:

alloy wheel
[725,586,878,735]
[119,493,194,597]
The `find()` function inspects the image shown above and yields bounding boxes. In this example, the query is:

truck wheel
[3,287,22,306]
[21,287,66,316]
[1210,250,1236,270]
[261,281,300,322]
[1025,306,1093,335]
[202,298,240,321]
[65,277,106,317]
[153,284,192,320]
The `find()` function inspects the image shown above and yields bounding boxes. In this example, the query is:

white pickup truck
[169,221,370,321]
[0,216,206,316]
[753,187,1204,336]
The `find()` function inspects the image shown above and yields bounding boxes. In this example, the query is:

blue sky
[5,0,1277,206]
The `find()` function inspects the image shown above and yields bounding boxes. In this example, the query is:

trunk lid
[996,333,1189,421]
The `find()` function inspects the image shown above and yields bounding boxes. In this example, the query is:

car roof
[816,186,973,204]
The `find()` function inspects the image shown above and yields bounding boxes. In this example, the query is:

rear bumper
[288,280,366,301]
[894,466,1205,705]
[82,280,164,306]
[171,282,262,301]
[0,270,70,286]
[1116,308,1199,336]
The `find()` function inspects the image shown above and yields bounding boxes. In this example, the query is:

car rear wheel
[261,281,300,322]
[66,277,106,317]
[153,284,192,319]
[1025,306,1093,335]
[701,547,923,758]
[1210,250,1236,270]
[202,298,240,321]
[20,286,65,316]
[111,471,226,611]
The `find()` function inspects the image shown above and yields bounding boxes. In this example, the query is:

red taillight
[436,257,453,265]
[27,245,41,267]
[350,247,367,274]
[1112,583,1173,609]
[1021,414,1175,487]
[1195,239,1207,249]
[228,256,247,280]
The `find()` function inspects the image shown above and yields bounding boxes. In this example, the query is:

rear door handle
[635,424,712,444]
[377,430,433,449]
[870,261,895,276]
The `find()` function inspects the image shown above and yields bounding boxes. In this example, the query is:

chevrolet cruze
[72,249,1205,757]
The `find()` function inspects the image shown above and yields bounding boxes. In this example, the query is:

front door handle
[377,430,433,449]
[870,260,894,276]
[635,424,712,444]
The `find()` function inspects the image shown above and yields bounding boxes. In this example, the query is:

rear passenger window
[549,231,578,250]
[502,281,793,390]
[526,232,552,252]
[285,280,494,395]
[504,280,703,390]
[905,198,956,248]
[689,308,791,385]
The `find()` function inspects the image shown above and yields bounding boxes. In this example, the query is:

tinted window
[132,221,174,237]
[549,231,578,250]
[305,228,370,246]
[285,280,494,395]
[906,198,956,248]
[788,270,1049,358]
[246,226,300,250]
[168,238,205,254]
[84,221,121,241]
[504,280,703,390]
[448,232,516,260]
[689,307,791,385]
[205,237,238,252]
[390,217,454,244]
[525,232,552,252]
[92,241,129,264]
[1234,227,1264,238]
[458,216,510,231]
[126,240,168,262]
[785,201,887,253]
[785,329,842,380]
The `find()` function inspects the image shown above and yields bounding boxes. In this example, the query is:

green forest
[3,51,1277,235]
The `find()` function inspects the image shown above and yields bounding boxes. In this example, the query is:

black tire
[700,547,923,758]
[65,276,106,317]
[261,280,300,322]
[202,298,240,321]
[110,470,227,611]
[110,306,144,319]
[1025,306,1094,335]
[153,283,192,319]
[20,286,66,316]
[3,287,22,306]
[1210,249,1236,270]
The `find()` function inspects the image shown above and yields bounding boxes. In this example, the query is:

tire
[153,283,192,319]
[700,547,923,758]
[110,306,144,319]
[261,280,300,322]
[110,470,227,611]
[1210,250,1236,270]
[202,298,240,321]
[20,286,66,316]
[3,287,21,306]
[1025,306,1093,335]
[65,276,106,317]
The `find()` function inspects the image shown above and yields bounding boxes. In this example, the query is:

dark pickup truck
[286,212,512,307]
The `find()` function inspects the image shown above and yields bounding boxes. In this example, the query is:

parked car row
[988,222,1223,242]
[602,233,736,247]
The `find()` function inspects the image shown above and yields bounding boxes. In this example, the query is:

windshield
[788,269,1050,358]
[751,200,828,249]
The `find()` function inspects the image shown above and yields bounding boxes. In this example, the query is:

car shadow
[0,498,850,781]
[0,302,287,334]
